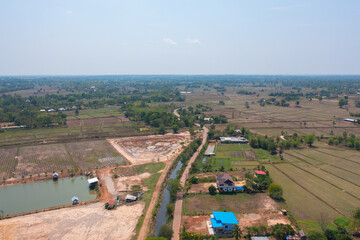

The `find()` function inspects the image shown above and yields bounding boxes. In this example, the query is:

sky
[0,0,360,75]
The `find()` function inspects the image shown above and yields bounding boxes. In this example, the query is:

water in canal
[154,160,183,237]
[0,176,96,216]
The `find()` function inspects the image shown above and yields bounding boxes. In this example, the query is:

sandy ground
[188,183,216,194]
[182,215,210,235]
[238,212,290,228]
[101,172,117,196]
[115,172,151,192]
[0,202,144,240]
[107,132,190,164]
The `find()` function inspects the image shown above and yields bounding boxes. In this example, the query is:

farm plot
[291,148,360,175]
[66,140,124,170]
[107,132,190,164]
[14,144,74,177]
[99,117,120,124]
[275,163,360,217]
[66,119,81,127]
[82,118,100,126]
[265,164,339,221]
[0,147,17,178]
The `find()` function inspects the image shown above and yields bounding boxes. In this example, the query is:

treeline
[269,91,303,101]
[328,132,360,150]
[237,89,256,95]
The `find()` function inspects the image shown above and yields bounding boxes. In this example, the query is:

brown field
[15,144,74,176]
[65,140,124,170]
[0,148,17,178]
[108,132,191,164]
[0,202,144,240]
[66,119,81,127]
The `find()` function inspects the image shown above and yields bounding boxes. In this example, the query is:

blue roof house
[210,211,239,235]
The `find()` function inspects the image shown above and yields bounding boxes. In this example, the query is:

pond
[0,176,96,216]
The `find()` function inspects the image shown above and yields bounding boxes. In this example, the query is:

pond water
[0,176,96,216]
[154,160,183,237]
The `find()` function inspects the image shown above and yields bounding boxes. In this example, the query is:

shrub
[208,185,217,195]
[268,183,283,200]
[158,224,173,240]
[307,230,326,240]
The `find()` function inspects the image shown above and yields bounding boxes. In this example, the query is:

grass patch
[333,216,351,228]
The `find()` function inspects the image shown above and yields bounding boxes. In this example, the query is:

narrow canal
[154,160,183,237]
[0,176,96,216]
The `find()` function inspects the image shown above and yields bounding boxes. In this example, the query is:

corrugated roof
[88,177,99,184]
[212,211,238,225]
[255,170,267,175]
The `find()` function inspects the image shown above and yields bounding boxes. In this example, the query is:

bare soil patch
[115,172,151,192]
[182,215,210,235]
[188,183,216,194]
[108,132,190,164]
[0,202,144,240]
[238,212,290,229]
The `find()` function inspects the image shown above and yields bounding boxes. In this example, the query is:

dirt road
[138,149,184,240]
[172,110,208,239]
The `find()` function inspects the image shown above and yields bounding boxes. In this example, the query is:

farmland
[0,140,127,178]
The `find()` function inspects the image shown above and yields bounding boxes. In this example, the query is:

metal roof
[212,211,238,225]
[87,177,99,184]
[255,170,267,175]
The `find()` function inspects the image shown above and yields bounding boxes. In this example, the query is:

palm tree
[233,225,242,240]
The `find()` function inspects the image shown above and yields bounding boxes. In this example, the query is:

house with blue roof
[210,211,239,235]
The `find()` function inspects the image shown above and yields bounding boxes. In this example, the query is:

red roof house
[255,170,267,177]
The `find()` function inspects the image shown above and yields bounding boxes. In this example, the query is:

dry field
[0,202,144,240]
[108,132,190,164]
[0,148,17,179]
[65,140,124,170]
[15,144,74,176]
[188,183,216,194]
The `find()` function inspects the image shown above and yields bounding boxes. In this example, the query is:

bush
[307,230,326,240]
[271,224,295,239]
[158,224,173,240]
[268,183,283,200]
[189,176,199,184]
[208,185,217,195]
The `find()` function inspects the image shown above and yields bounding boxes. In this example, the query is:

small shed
[125,194,137,202]
[52,172,59,180]
[88,177,99,188]
[72,196,79,205]
[255,170,267,178]
[299,230,307,240]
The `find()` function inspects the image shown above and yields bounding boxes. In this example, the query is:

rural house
[209,211,239,235]
[254,170,267,178]
[216,173,235,192]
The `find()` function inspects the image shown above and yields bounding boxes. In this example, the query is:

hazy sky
[0,0,360,75]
